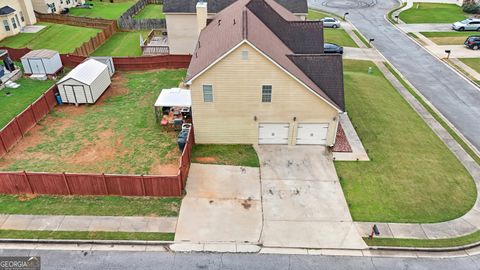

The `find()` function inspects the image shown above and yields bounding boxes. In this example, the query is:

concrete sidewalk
[0,214,177,233]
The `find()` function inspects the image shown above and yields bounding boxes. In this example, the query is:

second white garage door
[258,123,289,144]
[296,123,328,145]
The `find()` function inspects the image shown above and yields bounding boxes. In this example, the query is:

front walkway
[256,145,366,249]
[0,214,177,233]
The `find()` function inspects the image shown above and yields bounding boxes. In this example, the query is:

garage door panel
[259,123,289,145]
[296,123,328,145]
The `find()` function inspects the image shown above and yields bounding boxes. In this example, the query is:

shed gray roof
[163,0,307,14]
[0,6,15,15]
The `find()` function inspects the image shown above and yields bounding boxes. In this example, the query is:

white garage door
[296,123,328,145]
[258,123,289,144]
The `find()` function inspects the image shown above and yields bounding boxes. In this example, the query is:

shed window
[203,85,213,102]
[241,50,248,60]
[3,20,10,31]
[11,18,17,29]
[262,85,272,103]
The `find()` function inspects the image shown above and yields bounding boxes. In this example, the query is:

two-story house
[32,0,85,14]
[0,0,37,41]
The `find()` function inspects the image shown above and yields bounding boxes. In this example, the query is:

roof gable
[0,6,15,15]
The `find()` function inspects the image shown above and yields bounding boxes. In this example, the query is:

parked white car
[320,17,341,28]
[452,18,480,31]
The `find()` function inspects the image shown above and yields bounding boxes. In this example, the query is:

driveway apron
[257,145,366,249]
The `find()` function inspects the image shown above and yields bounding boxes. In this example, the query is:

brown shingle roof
[186,0,344,111]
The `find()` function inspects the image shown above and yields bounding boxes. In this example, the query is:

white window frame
[203,85,213,102]
[261,85,272,103]
[3,20,10,31]
[11,18,17,29]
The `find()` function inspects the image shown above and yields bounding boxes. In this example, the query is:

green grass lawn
[364,230,480,248]
[0,70,186,174]
[307,8,343,21]
[421,31,472,45]
[0,78,54,129]
[192,145,260,167]
[337,60,476,223]
[324,28,358,47]
[459,58,480,73]
[0,23,100,53]
[0,230,174,241]
[399,3,468,24]
[352,30,371,48]
[92,31,149,57]
[69,0,135,20]
[133,4,164,19]
[0,194,181,216]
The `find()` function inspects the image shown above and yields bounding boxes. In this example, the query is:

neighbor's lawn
[0,78,54,129]
[0,194,181,216]
[421,31,472,45]
[399,3,468,24]
[0,230,174,241]
[307,8,342,20]
[459,58,480,73]
[336,60,476,223]
[324,28,358,47]
[0,23,100,53]
[69,0,136,20]
[92,31,149,56]
[192,144,260,167]
[133,4,164,19]
[0,70,186,174]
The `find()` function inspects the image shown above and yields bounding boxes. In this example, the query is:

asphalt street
[310,0,480,152]
[2,248,480,270]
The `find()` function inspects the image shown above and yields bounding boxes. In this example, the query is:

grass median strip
[364,230,480,248]
[387,2,406,24]
[336,60,476,223]
[0,230,174,241]
[384,62,480,166]
[352,30,371,48]
[0,195,181,217]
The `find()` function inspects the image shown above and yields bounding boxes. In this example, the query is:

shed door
[29,59,45,74]
[62,85,77,104]
[73,85,88,104]
[258,123,289,144]
[296,123,328,145]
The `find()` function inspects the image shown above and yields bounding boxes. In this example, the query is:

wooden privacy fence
[118,0,166,30]
[0,128,194,197]
[35,12,118,56]
[0,86,57,158]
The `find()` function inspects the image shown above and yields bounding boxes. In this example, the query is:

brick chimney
[196,1,208,34]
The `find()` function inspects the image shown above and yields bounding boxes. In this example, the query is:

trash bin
[55,93,62,105]
[177,129,189,151]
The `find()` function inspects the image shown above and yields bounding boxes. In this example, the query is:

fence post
[23,171,34,194]
[141,174,146,196]
[102,173,109,195]
[30,105,37,123]
[14,117,23,137]
[0,134,7,154]
[62,172,71,195]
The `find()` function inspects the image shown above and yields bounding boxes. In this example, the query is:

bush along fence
[0,47,192,71]
[0,85,57,158]
[118,0,166,30]
[35,12,118,56]
[0,128,194,197]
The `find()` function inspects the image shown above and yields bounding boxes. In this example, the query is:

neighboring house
[163,0,308,54]
[32,0,85,14]
[185,0,344,146]
[0,0,37,41]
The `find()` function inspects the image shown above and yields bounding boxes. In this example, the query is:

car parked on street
[464,35,480,50]
[324,43,343,54]
[452,18,480,31]
[320,17,341,28]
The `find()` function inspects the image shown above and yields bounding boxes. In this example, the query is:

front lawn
[0,70,186,175]
[133,4,165,19]
[68,0,136,20]
[0,23,101,53]
[0,230,174,241]
[192,144,260,167]
[421,31,472,45]
[324,28,358,47]
[91,31,149,56]
[0,78,54,129]
[336,60,476,223]
[459,58,480,73]
[399,3,468,24]
[307,8,342,21]
[0,194,181,216]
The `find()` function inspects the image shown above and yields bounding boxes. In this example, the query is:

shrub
[462,3,480,14]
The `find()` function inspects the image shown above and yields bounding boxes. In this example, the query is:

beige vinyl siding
[0,0,37,41]
[190,42,339,146]
[165,14,199,54]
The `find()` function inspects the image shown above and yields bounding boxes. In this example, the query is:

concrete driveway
[175,164,262,243]
[257,146,365,249]
[397,23,453,32]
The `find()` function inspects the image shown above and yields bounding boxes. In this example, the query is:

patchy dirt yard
[0,69,187,175]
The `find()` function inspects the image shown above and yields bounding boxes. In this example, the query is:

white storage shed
[57,59,111,105]
[21,49,63,76]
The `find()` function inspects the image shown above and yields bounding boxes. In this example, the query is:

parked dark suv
[464,35,480,50]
